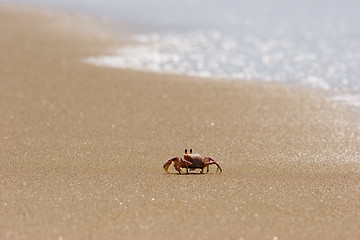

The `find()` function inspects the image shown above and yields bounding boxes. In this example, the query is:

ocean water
[6,0,360,106]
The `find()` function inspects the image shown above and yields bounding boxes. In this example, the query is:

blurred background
[4,0,360,104]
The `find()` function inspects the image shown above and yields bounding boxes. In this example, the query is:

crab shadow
[164,172,217,176]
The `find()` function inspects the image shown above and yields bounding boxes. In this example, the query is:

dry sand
[1,4,360,240]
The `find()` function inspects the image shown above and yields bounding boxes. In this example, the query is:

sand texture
[1,5,360,240]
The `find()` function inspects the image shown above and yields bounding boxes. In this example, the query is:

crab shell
[184,154,206,168]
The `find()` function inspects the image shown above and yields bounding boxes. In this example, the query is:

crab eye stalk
[185,149,187,154]
[190,149,192,154]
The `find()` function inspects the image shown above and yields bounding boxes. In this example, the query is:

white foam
[84,30,360,92]
[332,94,360,107]
[303,76,331,90]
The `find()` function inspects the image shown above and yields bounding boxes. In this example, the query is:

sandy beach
[1,4,360,240]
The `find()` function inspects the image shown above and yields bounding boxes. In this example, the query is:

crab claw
[163,163,170,173]
[163,158,174,173]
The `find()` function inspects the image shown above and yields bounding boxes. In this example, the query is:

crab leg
[204,158,222,173]
[174,160,182,174]
[179,158,193,174]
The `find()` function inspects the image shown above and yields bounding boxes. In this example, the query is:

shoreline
[1,4,360,240]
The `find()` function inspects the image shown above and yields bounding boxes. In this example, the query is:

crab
[163,149,222,174]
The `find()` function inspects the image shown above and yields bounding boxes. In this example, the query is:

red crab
[163,149,222,174]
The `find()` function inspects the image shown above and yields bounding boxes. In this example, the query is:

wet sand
[1,5,360,240]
